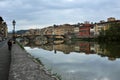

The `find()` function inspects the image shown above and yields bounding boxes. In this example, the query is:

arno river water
[22,40,120,80]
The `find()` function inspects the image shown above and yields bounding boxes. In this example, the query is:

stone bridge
[16,35,66,40]
[16,35,67,45]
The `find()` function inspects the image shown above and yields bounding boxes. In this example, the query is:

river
[23,40,120,80]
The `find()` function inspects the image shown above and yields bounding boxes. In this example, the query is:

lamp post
[12,20,16,43]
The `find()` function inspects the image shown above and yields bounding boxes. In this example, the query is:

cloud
[0,0,120,31]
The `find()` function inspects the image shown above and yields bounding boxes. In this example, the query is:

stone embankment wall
[9,44,58,80]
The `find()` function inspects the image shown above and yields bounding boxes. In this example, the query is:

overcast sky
[0,0,120,31]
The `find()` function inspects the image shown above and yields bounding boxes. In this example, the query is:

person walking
[7,39,12,51]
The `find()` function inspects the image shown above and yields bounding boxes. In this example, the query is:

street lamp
[12,20,16,43]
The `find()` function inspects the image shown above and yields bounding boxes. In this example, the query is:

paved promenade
[9,43,58,80]
[0,40,11,80]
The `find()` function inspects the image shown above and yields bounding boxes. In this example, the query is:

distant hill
[16,30,28,35]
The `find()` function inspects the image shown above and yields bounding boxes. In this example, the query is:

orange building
[79,23,93,38]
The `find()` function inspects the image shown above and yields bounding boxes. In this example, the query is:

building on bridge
[53,24,74,36]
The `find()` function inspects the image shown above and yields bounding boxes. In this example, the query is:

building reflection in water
[19,38,120,61]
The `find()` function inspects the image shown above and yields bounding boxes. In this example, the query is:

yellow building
[0,16,8,40]
[53,24,74,35]
[2,22,8,38]
[94,23,109,36]
[44,27,53,35]
[94,17,120,36]
[107,17,116,22]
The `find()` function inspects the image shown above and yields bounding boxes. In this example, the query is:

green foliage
[71,38,96,42]
[98,42,120,59]
[35,58,44,66]
[34,57,62,80]
[52,73,62,80]
[98,22,120,41]
[16,41,25,50]
[46,68,62,80]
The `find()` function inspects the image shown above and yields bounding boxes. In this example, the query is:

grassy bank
[16,41,25,50]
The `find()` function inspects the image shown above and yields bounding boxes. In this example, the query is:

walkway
[0,40,11,80]
[9,43,58,80]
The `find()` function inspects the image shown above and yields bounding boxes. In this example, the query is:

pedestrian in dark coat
[7,39,12,51]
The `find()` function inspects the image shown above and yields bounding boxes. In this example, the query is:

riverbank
[9,43,58,80]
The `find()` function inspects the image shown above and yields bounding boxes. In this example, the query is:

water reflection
[23,40,120,80]
[98,42,120,61]
[22,39,120,61]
